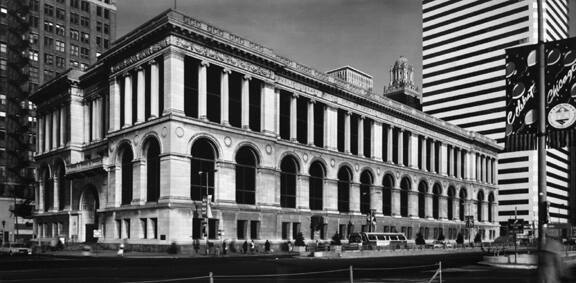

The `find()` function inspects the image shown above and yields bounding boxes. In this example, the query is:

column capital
[243,74,252,81]
[309,99,316,104]
[148,58,158,66]
[359,115,365,120]
[222,67,232,74]
[292,92,300,98]
[346,111,352,116]
[136,65,144,72]
[200,60,210,67]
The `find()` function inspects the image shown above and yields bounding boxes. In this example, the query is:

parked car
[0,243,33,256]
[432,240,446,249]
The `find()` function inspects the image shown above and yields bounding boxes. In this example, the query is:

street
[1,252,572,282]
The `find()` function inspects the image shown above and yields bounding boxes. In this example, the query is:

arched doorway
[190,138,218,201]
[119,143,134,205]
[235,146,258,205]
[80,186,99,243]
[360,170,373,215]
[309,161,325,211]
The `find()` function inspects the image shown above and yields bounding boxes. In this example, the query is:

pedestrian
[222,240,228,255]
[117,243,124,257]
[250,240,255,254]
[264,240,271,253]
[287,240,293,252]
[193,239,200,254]
[243,240,248,254]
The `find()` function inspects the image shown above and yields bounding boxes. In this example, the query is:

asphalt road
[0,252,572,282]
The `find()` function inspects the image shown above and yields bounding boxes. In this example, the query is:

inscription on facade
[111,39,169,73]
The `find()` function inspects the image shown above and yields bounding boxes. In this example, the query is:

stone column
[421,137,428,171]
[487,158,492,184]
[59,107,65,147]
[439,142,447,175]
[45,113,51,150]
[386,126,393,163]
[408,191,418,218]
[38,180,45,212]
[52,177,59,211]
[408,133,418,169]
[220,68,230,125]
[136,66,145,123]
[325,106,338,151]
[371,186,383,215]
[215,162,235,203]
[123,73,133,127]
[324,179,338,212]
[482,201,489,223]
[343,111,351,153]
[275,89,281,135]
[298,175,310,210]
[198,61,208,120]
[109,77,121,130]
[290,93,298,141]
[439,195,448,220]
[132,159,147,205]
[91,100,96,141]
[163,51,186,115]
[430,139,436,173]
[38,116,44,153]
[481,155,486,183]
[492,158,497,184]
[392,186,401,217]
[261,82,276,136]
[453,197,460,221]
[358,116,364,157]
[241,75,251,129]
[372,121,382,161]
[83,103,90,144]
[350,182,360,214]
[52,110,58,149]
[447,146,454,177]
[456,148,462,179]
[425,193,433,219]
[476,153,481,182]
[397,129,404,166]
[307,100,315,146]
[149,59,159,118]
[158,154,191,202]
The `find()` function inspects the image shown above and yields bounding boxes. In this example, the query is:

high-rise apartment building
[0,0,116,243]
[422,0,573,236]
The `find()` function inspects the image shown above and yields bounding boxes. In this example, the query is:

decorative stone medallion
[302,153,308,162]
[175,127,184,138]
[161,126,168,137]
[224,136,232,147]
[330,159,335,168]
[355,163,359,171]
[133,135,139,145]
[377,168,381,176]
[265,144,272,154]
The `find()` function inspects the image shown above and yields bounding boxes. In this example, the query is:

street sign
[508,218,525,234]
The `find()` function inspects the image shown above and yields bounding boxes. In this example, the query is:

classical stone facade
[31,10,501,247]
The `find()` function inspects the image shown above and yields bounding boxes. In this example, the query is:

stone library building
[31,10,500,249]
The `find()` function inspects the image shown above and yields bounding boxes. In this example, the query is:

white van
[349,232,408,247]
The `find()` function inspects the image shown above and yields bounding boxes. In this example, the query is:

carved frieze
[110,39,170,73]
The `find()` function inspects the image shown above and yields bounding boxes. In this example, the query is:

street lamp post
[199,169,217,254]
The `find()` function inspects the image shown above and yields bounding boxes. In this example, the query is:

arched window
[145,138,161,202]
[382,174,393,216]
[280,156,299,208]
[42,168,52,212]
[80,186,99,225]
[235,146,257,205]
[400,177,410,217]
[432,184,441,219]
[337,167,352,213]
[447,186,456,220]
[360,171,373,215]
[191,139,217,201]
[418,181,427,218]
[477,191,484,222]
[309,161,325,211]
[120,144,134,205]
[488,192,495,223]
[459,188,467,221]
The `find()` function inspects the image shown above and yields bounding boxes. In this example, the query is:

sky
[115,0,422,93]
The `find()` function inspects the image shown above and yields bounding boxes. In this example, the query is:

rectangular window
[44,37,54,49]
[350,114,358,155]
[149,218,157,239]
[104,9,110,19]
[237,220,247,240]
[70,60,79,69]
[44,21,54,33]
[208,219,218,240]
[80,47,89,58]
[123,219,130,239]
[44,4,54,17]
[55,40,65,52]
[56,8,65,20]
[313,102,324,147]
[115,219,121,239]
[70,13,79,24]
[248,79,261,132]
[96,21,102,32]
[96,6,102,16]
[81,0,90,12]
[140,218,147,239]
[296,97,308,144]
[81,32,90,43]
[281,222,290,240]
[55,24,65,36]
[71,0,79,9]
[29,33,39,45]
[31,0,39,11]
[96,36,101,46]
[70,45,79,56]
[80,16,90,28]
[292,222,301,240]
[337,109,345,152]
[250,221,260,239]
[279,90,291,140]
[29,50,39,61]
[44,54,53,65]
[104,24,109,34]
[103,39,109,49]
[70,29,80,41]
[55,56,65,68]
[44,70,54,81]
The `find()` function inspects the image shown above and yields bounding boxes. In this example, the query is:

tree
[295,232,305,246]
[456,233,464,245]
[331,232,342,245]
[415,233,426,245]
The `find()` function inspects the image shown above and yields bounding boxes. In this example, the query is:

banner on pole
[504,37,576,151]
[505,45,538,151]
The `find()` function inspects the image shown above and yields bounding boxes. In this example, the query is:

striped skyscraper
[422,0,572,234]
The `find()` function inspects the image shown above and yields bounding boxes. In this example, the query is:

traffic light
[539,201,550,224]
